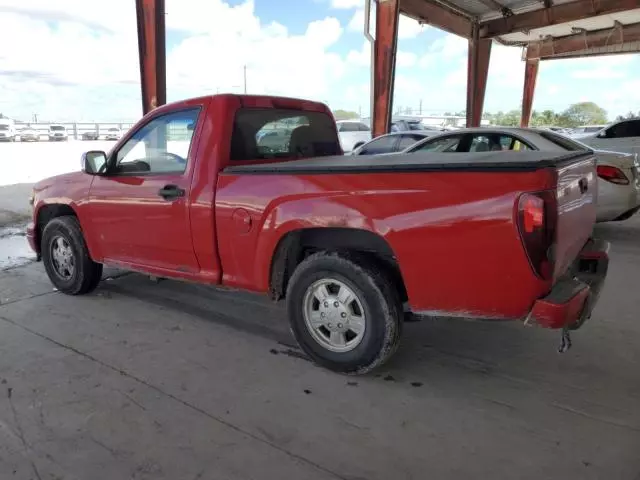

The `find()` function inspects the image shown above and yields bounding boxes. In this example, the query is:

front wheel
[42,216,103,295]
[286,252,403,374]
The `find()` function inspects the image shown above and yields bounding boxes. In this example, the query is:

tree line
[333,102,640,127]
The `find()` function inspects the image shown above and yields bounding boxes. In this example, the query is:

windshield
[50,126,65,131]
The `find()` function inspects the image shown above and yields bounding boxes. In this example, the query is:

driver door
[87,107,202,273]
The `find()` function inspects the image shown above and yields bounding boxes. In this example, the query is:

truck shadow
[99,272,563,383]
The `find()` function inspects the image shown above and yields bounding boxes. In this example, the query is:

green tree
[561,102,607,127]
[332,109,359,120]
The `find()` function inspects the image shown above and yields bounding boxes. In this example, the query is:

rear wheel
[42,216,103,295]
[286,252,403,374]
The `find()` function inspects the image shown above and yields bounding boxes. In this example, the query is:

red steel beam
[520,58,539,127]
[526,22,640,59]
[400,0,472,38]
[479,0,640,39]
[372,0,400,138]
[466,25,492,127]
[136,0,167,115]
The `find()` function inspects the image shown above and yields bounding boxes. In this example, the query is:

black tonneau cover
[223,151,593,175]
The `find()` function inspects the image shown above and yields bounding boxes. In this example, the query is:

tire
[286,252,403,374]
[41,216,103,295]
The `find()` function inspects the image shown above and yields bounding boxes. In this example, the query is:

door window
[113,108,200,175]
[339,122,362,132]
[358,135,398,155]
[469,133,531,152]
[605,120,640,138]
[411,135,462,152]
[397,134,423,151]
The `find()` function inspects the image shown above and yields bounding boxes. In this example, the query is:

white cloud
[347,9,425,39]
[331,0,363,8]
[0,0,353,121]
[346,42,416,68]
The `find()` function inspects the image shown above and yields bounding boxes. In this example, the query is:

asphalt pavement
[0,217,639,479]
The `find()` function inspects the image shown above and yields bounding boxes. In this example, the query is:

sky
[0,0,639,122]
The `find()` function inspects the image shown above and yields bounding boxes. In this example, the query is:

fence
[15,122,136,140]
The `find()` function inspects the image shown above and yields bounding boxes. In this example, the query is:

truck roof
[149,94,332,117]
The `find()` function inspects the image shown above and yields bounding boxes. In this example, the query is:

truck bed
[223,151,593,175]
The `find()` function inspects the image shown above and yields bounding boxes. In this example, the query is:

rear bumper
[526,239,609,330]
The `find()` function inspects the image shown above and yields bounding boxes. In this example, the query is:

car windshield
[50,126,65,131]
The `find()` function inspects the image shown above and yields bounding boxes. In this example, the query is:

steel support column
[136,0,166,115]
[372,0,400,138]
[520,58,539,127]
[466,24,491,127]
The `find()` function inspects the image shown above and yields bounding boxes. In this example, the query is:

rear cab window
[231,109,340,161]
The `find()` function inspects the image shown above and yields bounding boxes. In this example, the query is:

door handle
[158,185,185,200]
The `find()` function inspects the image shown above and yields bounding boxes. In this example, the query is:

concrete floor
[1,220,639,480]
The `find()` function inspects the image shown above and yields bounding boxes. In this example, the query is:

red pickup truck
[27,94,609,374]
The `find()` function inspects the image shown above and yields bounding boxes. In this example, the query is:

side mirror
[81,150,107,175]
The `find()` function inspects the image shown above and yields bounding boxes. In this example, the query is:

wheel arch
[268,227,408,304]
[35,203,81,255]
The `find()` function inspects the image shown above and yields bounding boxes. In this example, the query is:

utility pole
[359,105,362,119]
[419,99,423,115]
[243,65,247,94]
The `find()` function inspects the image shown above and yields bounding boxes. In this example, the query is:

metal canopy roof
[400,0,640,59]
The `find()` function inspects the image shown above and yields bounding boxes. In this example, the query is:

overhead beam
[526,21,640,59]
[400,0,472,38]
[372,0,400,138]
[135,0,166,115]
[479,0,640,39]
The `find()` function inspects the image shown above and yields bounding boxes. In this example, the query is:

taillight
[597,165,629,185]
[517,192,556,280]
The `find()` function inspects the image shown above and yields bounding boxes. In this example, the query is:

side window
[114,108,200,175]
[397,134,421,151]
[339,123,359,132]
[470,133,530,152]
[357,123,371,132]
[608,120,640,138]
[413,135,461,153]
[359,136,397,155]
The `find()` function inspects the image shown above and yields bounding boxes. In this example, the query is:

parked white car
[570,118,640,156]
[0,119,17,142]
[105,127,122,140]
[402,127,640,223]
[48,124,68,141]
[336,120,371,153]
